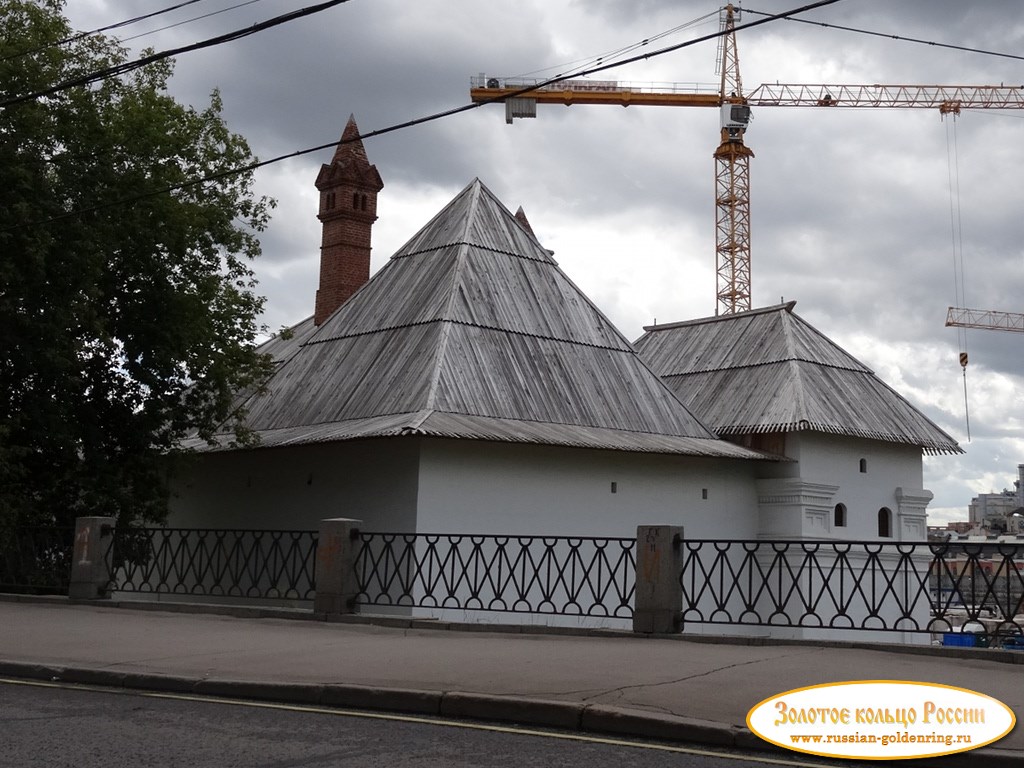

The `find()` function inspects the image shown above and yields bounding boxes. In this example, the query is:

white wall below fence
[413,438,765,538]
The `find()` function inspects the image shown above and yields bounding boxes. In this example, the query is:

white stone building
[167,122,965,639]
[172,119,960,544]
[173,175,770,539]
[634,304,958,542]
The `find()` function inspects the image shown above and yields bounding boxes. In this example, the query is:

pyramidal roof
[216,180,765,459]
[634,302,962,455]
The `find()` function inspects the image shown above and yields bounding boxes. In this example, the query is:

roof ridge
[388,179,557,265]
[406,409,435,431]
[455,178,483,247]
[643,301,796,332]
[785,310,872,374]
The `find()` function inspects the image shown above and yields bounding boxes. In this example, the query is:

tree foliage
[0,1,274,527]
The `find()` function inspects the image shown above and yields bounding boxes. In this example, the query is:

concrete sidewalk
[1,598,1021,766]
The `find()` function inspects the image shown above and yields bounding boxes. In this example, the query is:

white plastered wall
[167,438,420,532]
[413,438,765,537]
[751,432,932,644]
[407,438,766,630]
[757,432,929,541]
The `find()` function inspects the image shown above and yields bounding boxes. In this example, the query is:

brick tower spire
[313,115,383,325]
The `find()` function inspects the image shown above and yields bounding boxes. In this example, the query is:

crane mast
[713,4,753,314]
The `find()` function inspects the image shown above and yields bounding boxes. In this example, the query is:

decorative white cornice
[756,479,840,507]
[895,487,933,507]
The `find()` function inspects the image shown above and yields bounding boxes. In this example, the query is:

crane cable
[503,11,719,83]
[945,113,970,441]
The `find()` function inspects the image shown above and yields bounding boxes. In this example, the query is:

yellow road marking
[1,677,846,767]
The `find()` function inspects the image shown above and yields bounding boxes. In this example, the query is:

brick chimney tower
[314,115,383,325]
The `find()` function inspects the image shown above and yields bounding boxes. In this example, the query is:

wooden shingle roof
[202,180,767,459]
[634,302,962,455]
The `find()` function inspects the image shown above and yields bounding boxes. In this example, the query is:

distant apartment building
[967,463,1024,535]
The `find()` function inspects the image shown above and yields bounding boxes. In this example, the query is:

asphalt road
[0,680,872,768]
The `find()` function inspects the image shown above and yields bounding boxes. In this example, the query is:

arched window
[859,458,867,473]
[352,192,359,209]
[878,507,892,538]
[834,504,847,528]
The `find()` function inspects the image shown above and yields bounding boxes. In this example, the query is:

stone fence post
[68,516,115,599]
[314,517,363,616]
[633,525,684,634]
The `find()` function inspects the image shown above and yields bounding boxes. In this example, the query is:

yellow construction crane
[470,4,1024,315]
[944,305,1023,440]
[945,308,1024,334]
[472,5,753,314]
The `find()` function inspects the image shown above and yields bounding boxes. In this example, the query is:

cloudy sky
[61,0,1024,522]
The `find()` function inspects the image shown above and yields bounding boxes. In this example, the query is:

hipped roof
[203,180,766,459]
[634,302,962,455]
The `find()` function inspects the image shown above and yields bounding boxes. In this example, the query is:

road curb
[440,692,583,731]
[0,660,749,751]
[323,683,442,715]
[0,659,1019,767]
[580,704,739,747]
[121,671,198,694]
[192,679,326,705]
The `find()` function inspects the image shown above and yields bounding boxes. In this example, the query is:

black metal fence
[104,527,317,600]
[4,521,1023,647]
[680,539,1024,643]
[0,526,74,595]
[353,532,636,617]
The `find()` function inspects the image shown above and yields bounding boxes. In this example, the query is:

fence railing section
[0,526,75,595]
[353,533,636,617]
[105,527,318,600]
[679,540,1024,641]
[5,520,1023,648]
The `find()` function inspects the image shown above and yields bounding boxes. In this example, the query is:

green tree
[0,0,273,528]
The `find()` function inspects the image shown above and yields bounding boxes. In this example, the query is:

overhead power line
[0,0,353,108]
[1,0,844,234]
[506,10,720,83]
[1,0,208,62]
[120,0,268,45]
[744,7,1024,63]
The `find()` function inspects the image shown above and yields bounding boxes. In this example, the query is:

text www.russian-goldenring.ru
[790,732,972,747]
